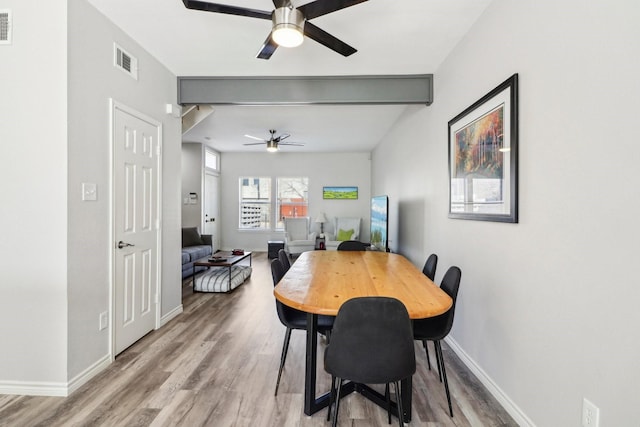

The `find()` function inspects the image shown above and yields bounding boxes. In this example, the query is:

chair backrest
[278,249,291,272]
[333,217,361,241]
[324,297,416,384]
[271,258,286,287]
[284,217,310,241]
[422,253,438,281]
[438,266,462,337]
[337,240,368,251]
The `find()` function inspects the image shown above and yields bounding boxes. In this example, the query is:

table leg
[304,312,319,415]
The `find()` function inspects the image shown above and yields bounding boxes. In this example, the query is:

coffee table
[192,251,252,291]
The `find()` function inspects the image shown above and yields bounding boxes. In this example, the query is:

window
[238,176,309,230]
[276,177,309,230]
[205,150,219,171]
[239,177,271,229]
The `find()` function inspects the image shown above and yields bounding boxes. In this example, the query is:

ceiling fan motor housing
[272,7,305,47]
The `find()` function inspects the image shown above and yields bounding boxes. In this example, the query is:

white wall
[0,0,182,394]
[67,0,183,382]
[181,143,204,228]
[372,1,640,426]
[220,152,371,251]
[0,0,69,388]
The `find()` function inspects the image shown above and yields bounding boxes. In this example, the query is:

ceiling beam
[177,75,433,106]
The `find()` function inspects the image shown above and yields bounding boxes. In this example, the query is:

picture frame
[448,74,519,223]
[323,186,358,200]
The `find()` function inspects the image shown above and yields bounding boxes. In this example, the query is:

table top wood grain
[274,251,452,319]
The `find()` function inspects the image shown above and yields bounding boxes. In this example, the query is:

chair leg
[394,381,404,427]
[275,327,293,396]
[385,383,391,424]
[331,378,343,427]
[327,376,337,421]
[435,341,453,417]
[434,341,443,383]
[423,339,432,371]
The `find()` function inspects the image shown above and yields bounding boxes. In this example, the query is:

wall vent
[114,43,138,80]
[0,10,11,45]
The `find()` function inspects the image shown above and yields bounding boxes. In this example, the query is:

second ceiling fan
[243,129,305,152]
[181,0,368,59]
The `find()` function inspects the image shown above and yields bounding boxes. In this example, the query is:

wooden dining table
[273,250,453,422]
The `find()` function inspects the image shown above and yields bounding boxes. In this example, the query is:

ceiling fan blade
[279,142,304,146]
[244,134,265,141]
[272,0,288,8]
[297,0,368,20]
[256,35,278,60]
[275,133,291,142]
[182,0,271,20]
[243,142,268,146]
[304,22,357,57]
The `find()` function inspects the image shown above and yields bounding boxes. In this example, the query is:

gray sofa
[182,227,213,279]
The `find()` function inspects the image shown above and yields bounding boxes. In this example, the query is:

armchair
[325,217,361,251]
[283,217,316,256]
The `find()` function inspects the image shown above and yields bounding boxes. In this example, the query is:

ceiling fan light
[272,7,304,48]
[266,140,279,152]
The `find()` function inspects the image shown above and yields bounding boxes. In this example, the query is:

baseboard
[0,353,111,397]
[0,380,68,397]
[67,353,112,396]
[445,336,536,427]
[160,304,183,326]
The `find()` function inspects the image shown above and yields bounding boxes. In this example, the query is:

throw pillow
[337,228,354,241]
[182,227,204,247]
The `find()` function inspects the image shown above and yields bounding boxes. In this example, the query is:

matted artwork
[448,74,519,223]
[323,186,358,200]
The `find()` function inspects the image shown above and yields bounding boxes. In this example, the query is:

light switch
[82,183,97,201]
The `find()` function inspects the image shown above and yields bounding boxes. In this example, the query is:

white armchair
[283,217,317,256]
[325,217,361,251]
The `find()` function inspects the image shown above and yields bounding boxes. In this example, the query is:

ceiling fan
[243,129,304,152]
[181,0,368,59]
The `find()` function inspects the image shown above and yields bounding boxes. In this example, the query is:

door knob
[117,241,135,249]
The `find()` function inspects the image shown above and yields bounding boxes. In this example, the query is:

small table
[274,251,452,422]
[193,251,252,291]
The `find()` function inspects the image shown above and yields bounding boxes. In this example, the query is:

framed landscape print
[323,186,358,200]
[448,74,519,223]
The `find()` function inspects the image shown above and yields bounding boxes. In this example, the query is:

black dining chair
[420,253,439,369]
[422,253,438,281]
[413,266,462,417]
[278,248,291,272]
[324,297,416,427]
[271,258,333,396]
[337,240,368,251]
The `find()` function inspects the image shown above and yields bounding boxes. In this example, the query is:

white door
[112,101,161,355]
[204,172,220,252]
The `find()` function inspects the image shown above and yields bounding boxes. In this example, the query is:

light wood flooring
[0,252,517,426]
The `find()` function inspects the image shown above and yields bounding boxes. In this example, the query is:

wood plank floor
[0,252,517,426]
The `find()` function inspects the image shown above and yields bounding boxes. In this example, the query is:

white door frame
[108,99,163,359]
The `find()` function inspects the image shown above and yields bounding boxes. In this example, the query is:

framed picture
[448,74,518,223]
[323,186,358,200]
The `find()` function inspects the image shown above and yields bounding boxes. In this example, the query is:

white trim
[67,354,111,395]
[0,354,111,397]
[0,381,67,397]
[160,304,183,327]
[445,336,536,427]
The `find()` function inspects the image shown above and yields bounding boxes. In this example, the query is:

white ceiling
[87,0,493,152]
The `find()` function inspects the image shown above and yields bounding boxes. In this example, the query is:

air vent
[113,43,138,80]
[0,10,11,45]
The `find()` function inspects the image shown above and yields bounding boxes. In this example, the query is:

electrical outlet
[582,398,599,427]
[99,311,108,331]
